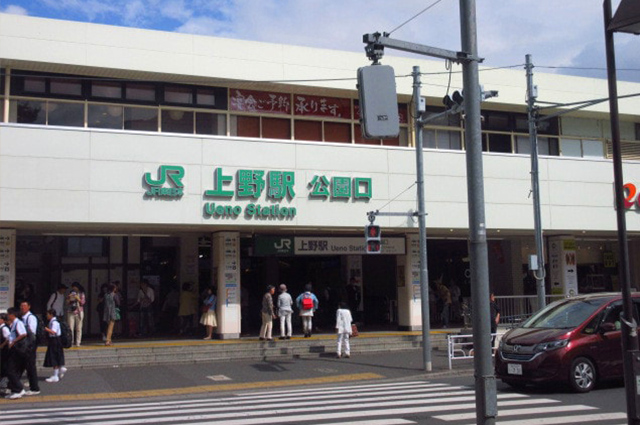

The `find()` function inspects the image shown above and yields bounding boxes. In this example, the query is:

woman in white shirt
[335,302,353,358]
[44,309,66,383]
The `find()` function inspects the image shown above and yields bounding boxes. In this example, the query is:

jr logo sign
[144,165,185,198]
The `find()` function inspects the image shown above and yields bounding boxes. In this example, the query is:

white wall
[2,124,640,234]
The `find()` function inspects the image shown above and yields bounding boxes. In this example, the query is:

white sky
[1,0,639,82]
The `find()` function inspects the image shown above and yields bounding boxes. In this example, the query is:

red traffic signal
[365,224,381,239]
[366,240,382,254]
[365,224,381,254]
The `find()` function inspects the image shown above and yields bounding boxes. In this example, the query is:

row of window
[1,69,639,157]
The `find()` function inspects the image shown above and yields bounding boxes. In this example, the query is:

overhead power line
[387,0,446,36]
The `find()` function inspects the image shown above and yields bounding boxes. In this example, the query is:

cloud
[1,5,29,15]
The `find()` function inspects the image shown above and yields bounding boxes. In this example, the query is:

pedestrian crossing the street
[1,380,628,425]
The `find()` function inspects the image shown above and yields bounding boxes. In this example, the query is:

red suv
[495,292,639,392]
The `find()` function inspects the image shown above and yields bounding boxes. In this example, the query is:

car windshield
[521,297,610,329]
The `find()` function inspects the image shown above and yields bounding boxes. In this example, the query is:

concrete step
[35,332,452,370]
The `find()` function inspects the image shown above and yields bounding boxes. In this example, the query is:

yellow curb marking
[0,372,384,404]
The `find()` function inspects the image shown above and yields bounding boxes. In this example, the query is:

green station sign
[142,165,373,220]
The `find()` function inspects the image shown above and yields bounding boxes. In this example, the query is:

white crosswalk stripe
[0,380,627,425]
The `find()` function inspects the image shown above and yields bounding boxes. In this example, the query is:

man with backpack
[46,284,67,318]
[296,283,319,338]
[19,301,41,396]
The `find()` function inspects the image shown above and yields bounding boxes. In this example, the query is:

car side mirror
[600,322,617,333]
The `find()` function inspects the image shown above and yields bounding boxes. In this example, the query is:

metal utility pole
[604,1,640,423]
[525,54,547,311]
[412,66,432,372]
[460,0,497,423]
[362,1,496,421]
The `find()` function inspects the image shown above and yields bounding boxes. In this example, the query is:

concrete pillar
[213,232,241,339]
[397,234,423,330]
[0,229,16,312]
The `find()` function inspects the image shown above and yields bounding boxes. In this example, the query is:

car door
[593,302,623,378]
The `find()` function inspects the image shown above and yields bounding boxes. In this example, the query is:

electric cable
[387,0,446,36]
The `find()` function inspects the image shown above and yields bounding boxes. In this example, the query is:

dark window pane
[354,124,380,145]
[48,102,84,127]
[483,112,510,131]
[50,78,82,97]
[196,88,217,107]
[196,112,226,135]
[488,133,512,153]
[126,83,156,102]
[538,116,559,135]
[231,115,260,138]
[12,100,45,124]
[162,109,194,134]
[424,107,460,127]
[262,117,290,139]
[23,77,46,94]
[124,107,158,131]
[514,114,529,132]
[324,122,350,143]
[294,120,322,142]
[636,123,640,141]
[88,104,123,129]
[92,81,122,99]
[423,129,437,148]
[164,86,193,105]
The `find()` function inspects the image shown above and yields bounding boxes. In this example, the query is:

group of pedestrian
[257,284,354,358]
[46,282,86,347]
[259,283,319,341]
[0,301,66,400]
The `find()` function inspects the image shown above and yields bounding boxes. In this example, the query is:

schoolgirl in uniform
[43,309,66,383]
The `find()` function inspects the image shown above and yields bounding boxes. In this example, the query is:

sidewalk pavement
[1,334,475,404]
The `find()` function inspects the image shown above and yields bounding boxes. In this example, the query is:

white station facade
[1,14,640,338]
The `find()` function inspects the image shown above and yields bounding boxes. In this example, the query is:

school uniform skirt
[44,336,65,368]
[200,310,217,327]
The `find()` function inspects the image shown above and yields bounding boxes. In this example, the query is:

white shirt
[9,319,26,344]
[335,308,353,334]
[47,291,66,316]
[21,311,37,334]
[48,317,61,337]
[0,323,10,342]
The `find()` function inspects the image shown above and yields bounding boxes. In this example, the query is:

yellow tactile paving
[0,372,384,404]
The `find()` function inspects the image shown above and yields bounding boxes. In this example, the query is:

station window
[47,101,84,127]
[162,109,194,134]
[125,83,156,103]
[230,115,260,138]
[91,81,123,100]
[124,106,158,131]
[22,77,46,94]
[294,120,322,142]
[196,112,226,136]
[164,85,193,105]
[262,117,291,140]
[50,78,82,97]
[9,100,45,124]
[324,122,351,143]
[484,133,512,153]
[88,104,123,129]
[560,138,604,158]
[516,135,559,156]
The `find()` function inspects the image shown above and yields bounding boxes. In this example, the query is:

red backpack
[302,294,314,310]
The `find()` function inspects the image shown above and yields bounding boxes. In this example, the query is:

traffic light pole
[413,66,432,372]
[460,1,497,423]
[525,55,547,311]
[362,2,496,422]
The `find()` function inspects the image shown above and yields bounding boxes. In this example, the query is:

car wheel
[569,357,596,393]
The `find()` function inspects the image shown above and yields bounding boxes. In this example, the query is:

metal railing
[494,295,557,327]
[447,333,497,369]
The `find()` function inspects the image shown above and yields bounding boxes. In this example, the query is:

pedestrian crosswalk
[1,380,628,424]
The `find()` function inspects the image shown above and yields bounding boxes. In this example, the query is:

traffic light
[365,224,382,254]
[443,90,464,112]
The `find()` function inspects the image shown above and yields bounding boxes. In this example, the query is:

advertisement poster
[0,229,15,312]
[549,236,578,297]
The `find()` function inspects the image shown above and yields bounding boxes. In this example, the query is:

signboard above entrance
[254,236,405,256]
